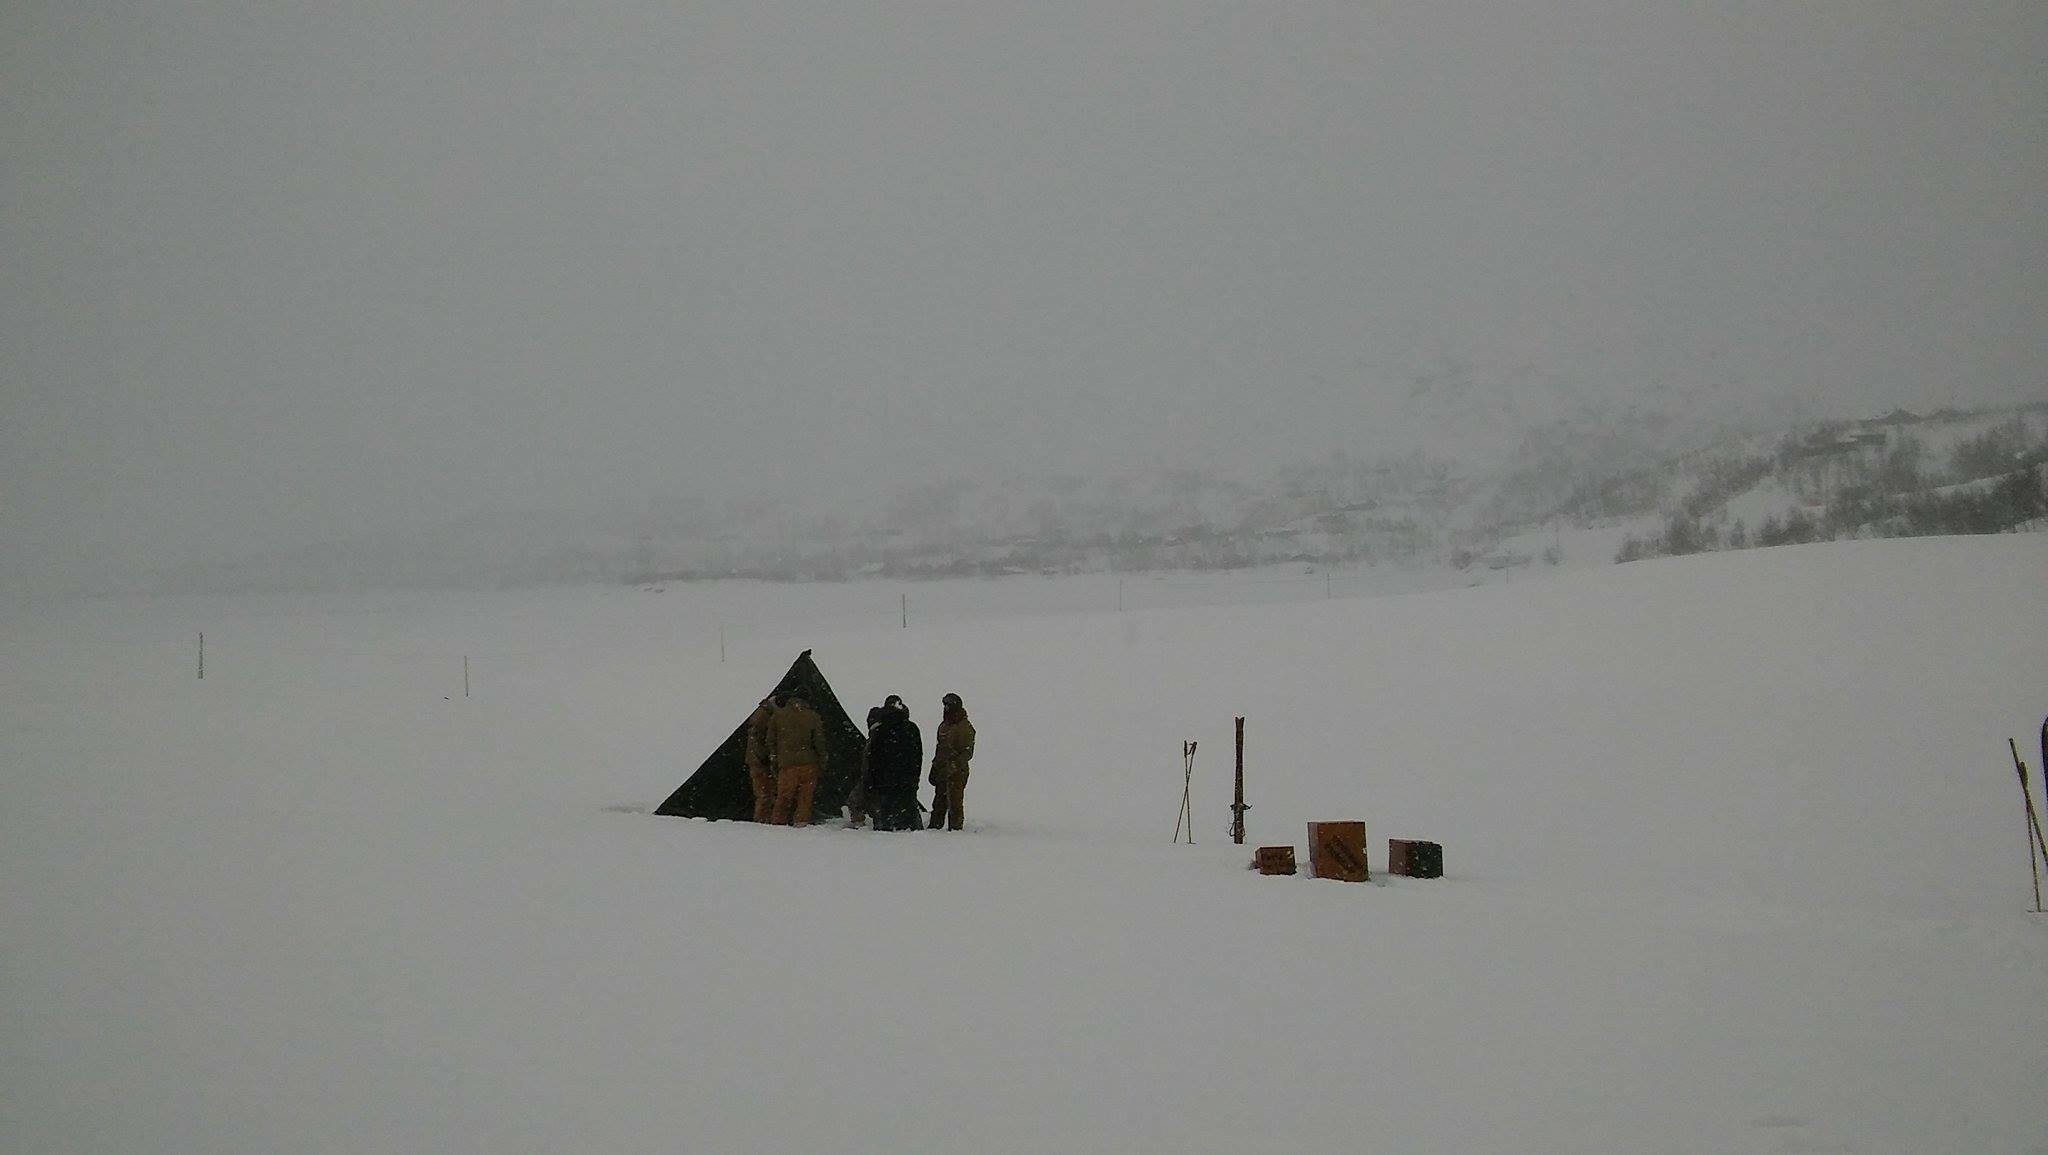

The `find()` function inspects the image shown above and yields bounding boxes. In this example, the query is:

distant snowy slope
[4,536,2045,1152]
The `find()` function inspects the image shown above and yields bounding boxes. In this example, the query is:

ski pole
[2016,738,2048,873]
[1174,740,1197,844]
[2012,738,2045,913]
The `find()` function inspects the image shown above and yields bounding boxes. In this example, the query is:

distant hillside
[1604,404,2048,563]
[151,401,2044,595]
[644,401,2043,584]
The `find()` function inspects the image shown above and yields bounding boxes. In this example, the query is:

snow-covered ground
[5,536,2046,1153]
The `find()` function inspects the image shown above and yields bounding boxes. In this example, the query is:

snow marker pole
[2012,738,2045,913]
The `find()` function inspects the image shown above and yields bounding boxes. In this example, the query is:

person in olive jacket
[766,691,828,827]
[865,695,923,832]
[927,692,976,831]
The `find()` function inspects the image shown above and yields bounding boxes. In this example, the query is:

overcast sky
[4,1,2043,586]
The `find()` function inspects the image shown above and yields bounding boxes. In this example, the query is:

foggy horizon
[6,2,2044,592]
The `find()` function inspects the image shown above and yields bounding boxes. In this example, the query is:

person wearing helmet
[927,692,976,831]
[865,694,923,831]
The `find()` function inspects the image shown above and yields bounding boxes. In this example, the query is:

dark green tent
[655,650,868,821]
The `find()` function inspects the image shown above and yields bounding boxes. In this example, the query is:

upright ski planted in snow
[1230,716,1248,846]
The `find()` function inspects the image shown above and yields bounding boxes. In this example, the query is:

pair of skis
[2011,715,2048,913]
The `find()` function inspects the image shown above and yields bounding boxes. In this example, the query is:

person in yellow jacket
[743,697,777,823]
[927,692,976,831]
[767,691,828,827]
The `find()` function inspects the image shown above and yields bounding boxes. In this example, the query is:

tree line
[1618,416,2048,563]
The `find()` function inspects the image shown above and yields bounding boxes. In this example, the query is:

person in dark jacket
[927,692,975,831]
[846,706,884,827]
[865,695,923,832]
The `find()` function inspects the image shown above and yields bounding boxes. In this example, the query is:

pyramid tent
[655,650,869,821]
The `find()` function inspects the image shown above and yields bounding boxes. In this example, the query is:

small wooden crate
[1387,838,1443,879]
[1251,846,1297,875]
[1306,821,1369,882]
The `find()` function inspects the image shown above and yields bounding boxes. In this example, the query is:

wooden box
[1251,846,1297,875]
[1306,821,1369,882]
[1387,838,1443,879]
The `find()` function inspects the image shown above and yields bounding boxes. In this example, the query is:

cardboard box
[1252,846,1297,875]
[1306,821,1369,881]
[1387,838,1443,879]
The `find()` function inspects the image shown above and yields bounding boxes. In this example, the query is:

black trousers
[868,789,921,831]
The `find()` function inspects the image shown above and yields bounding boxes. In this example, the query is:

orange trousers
[747,764,776,823]
[772,763,818,827]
